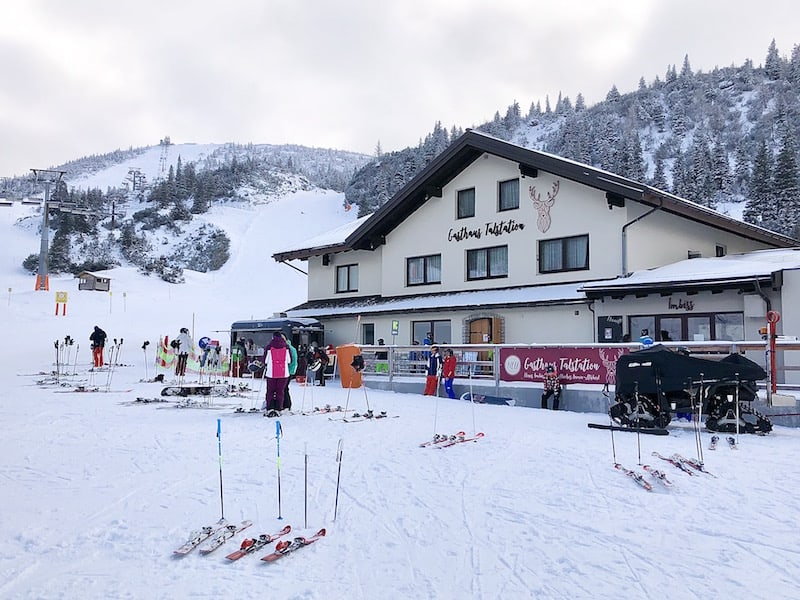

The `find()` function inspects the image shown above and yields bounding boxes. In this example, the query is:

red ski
[642,464,674,487]
[437,432,485,448]
[225,525,292,561]
[614,463,653,491]
[261,528,326,562]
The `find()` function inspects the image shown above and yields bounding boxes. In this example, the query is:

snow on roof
[274,212,372,256]
[287,281,587,318]
[582,247,800,290]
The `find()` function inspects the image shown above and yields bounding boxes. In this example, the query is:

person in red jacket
[442,349,457,399]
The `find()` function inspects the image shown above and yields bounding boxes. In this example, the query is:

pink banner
[499,347,628,385]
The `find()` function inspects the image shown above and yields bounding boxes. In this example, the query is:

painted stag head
[529,180,560,233]
[598,348,624,385]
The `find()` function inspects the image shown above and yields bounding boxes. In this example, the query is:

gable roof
[274,130,796,262]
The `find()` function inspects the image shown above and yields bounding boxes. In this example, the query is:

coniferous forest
[5,40,800,280]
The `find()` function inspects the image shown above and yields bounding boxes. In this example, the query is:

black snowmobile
[609,345,772,434]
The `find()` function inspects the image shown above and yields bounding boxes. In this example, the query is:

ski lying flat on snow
[261,528,326,562]
[199,520,254,555]
[642,464,674,487]
[225,525,292,561]
[343,410,396,423]
[671,453,717,478]
[174,519,229,555]
[651,451,697,476]
[161,383,230,397]
[437,432,485,448]
[420,431,466,447]
[55,387,133,393]
[587,423,669,435]
[614,463,653,491]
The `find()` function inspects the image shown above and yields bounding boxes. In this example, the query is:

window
[715,244,727,257]
[467,245,508,280]
[498,178,519,211]
[362,323,375,345]
[457,188,475,219]
[407,254,442,286]
[539,235,589,273]
[412,320,452,345]
[336,264,358,293]
[627,313,744,342]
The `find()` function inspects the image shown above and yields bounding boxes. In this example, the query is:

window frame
[457,187,476,219]
[498,178,520,212]
[335,263,359,293]
[406,254,442,287]
[466,245,508,281]
[538,234,589,274]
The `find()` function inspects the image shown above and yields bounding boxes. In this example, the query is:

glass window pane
[427,255,441,283]
[467,249,487,278]
[499,179,519,211]
[687,316,711,341]
[540,239,562,272]
[629,316,656,340]
[407,258,423,284]
[715,313,744,341]
[565,236,588,269]
[488,246,508,276]
[337,267,348,291]
[458,188,475,219]
[349,265,358,290]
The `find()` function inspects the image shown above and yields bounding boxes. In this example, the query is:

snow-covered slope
[1,189,799,599]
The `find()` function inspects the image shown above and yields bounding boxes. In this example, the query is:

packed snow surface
[2,192,800,599]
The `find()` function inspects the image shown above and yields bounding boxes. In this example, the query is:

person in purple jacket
[263,332,292,414]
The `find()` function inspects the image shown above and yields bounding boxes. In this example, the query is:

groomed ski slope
[2,193,800,599]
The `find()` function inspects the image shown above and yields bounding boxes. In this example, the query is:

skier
[541,364,561,410]
[442,348,457,399]
[423,345,443,396]
[89,325,107,368]
[307,342,329,387]
[263,332,291,413]
[231,339,248,378]
[281,333,298,410]
[173,327,193,377]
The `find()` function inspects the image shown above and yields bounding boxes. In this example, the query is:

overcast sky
[1,0,798,177]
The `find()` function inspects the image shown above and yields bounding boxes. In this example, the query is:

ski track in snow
[3,194,800,598]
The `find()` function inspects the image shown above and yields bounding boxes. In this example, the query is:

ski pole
[304,442,309,529]
[334,438,344,522]
[603,384,617,464]
[142,341,150,381]
[275,420,283,520]
[634,384,642,465]
[217,418,225,520]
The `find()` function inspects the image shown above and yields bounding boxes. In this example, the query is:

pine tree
[773,128,800,235]
[765,39,782,81]
[743,142,774,226]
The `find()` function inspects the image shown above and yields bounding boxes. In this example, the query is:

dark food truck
[230,317,325,377]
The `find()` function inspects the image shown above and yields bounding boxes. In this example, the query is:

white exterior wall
[307,248,383,301]
[624,206,771,273]
[380,154,626,296]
